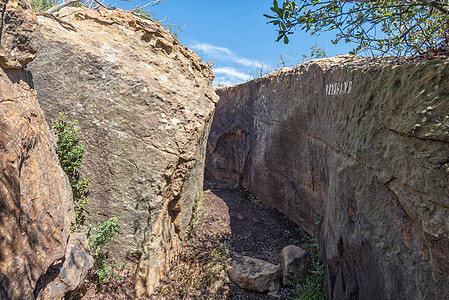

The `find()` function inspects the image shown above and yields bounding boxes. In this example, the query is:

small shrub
[52,113,88,231]
[188,193,207,238]
[89,217,122,283]
[31,0,58,12]
[52,112,84,188]
[295,238,326,300]
[249,194,261,204]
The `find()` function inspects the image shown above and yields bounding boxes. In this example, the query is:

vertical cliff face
[27,7,218,296]
[0,1,91,299]
[206,56,449,299]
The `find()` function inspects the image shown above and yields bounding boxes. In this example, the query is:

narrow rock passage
[153,181,313,299]
[75,182,314,299]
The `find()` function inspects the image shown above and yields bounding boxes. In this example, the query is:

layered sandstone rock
[206,56,449,299]
[27,7,218,296]
[0,3,91,298]
[0,67,74,300]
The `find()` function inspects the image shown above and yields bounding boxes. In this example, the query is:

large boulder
[0,68,76,298]
[27,7,218,297]
[206,56,449,299]
[0,1,91,298]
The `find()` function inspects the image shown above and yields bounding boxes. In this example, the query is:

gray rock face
[206,56,449,299]
[27,7,218,297]
[35,233,93,300]
[228,254,281,295]
[279,245,308,287]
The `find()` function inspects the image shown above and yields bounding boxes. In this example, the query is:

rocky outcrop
[0,2,91,298]
[228,254,281,295]
[0,0,38,68]
[0,66,74,300]
[206,56,449,299]
[27,7,218,297]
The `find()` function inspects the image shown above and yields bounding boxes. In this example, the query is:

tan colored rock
[27,7,218,297]
[279,245,308,287]
[206,56,449,299]
[0,0,38,68]
[0,67,74,299]
[228,254,281,295]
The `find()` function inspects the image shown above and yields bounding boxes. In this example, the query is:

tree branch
[46,0,82,14]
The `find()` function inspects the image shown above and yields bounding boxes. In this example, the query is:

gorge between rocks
[1,2,449,300]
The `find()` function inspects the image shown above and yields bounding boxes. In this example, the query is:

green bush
[266,0,449,56]
[89,217,123,283]
[295,238,326,299]
[52,113,87,230]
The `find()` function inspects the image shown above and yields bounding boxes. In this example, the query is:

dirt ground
[75,182,313,299]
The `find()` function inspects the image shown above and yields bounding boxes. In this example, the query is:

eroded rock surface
[0,2,90,298]
[0,0,38,68]
[206,56,449,299]
[35,233,93,300]
[228,254,281,295]
[0,67,75,298]
[27,7,218,297]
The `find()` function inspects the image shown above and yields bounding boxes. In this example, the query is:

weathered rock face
[0,0,38,68]
[27,7,218,296]
[0,1,90,298]
[206,56,449,299]
[35,233,93,300]
[0,68,75,298]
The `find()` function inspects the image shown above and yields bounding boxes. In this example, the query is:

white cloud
[214,67,251,81]
[189,41,271,86]
[190,42,263,68]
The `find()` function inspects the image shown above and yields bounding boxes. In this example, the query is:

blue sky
[106,0,358,86]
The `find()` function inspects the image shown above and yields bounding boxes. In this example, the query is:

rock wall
[0,1,91,298]
[27,7,218,296]
[206,56,449,299]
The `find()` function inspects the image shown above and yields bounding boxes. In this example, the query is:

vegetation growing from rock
[52,113,122,284]
[295,238,325,300]
[52,112,89,230]
[265,0,449,55]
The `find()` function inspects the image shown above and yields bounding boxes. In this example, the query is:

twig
[92,0,112,10]
[140,0,163,10]
[35,12,77,31]
[45,0,81,14]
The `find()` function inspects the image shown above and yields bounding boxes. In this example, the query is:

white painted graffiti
[326,81,352,96]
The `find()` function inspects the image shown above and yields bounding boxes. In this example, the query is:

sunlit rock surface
[27,7,218,297]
